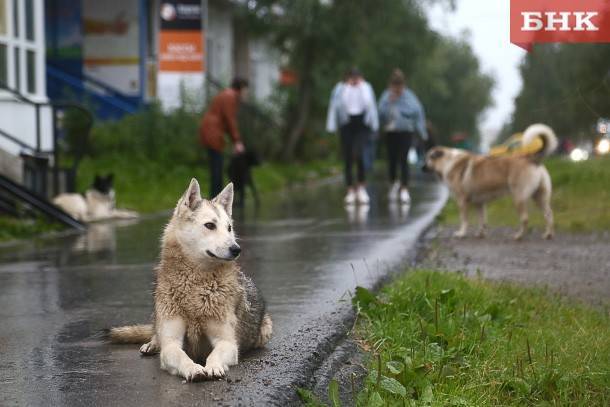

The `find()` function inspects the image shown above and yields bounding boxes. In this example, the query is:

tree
[411,35,494,145]
[512,44,610,141]
[237,0,493,159]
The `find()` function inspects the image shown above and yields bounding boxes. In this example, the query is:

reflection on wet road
[0,177,447,406]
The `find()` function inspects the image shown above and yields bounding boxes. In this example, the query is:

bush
[89,103,202,164]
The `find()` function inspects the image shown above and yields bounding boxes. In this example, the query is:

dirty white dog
[109,180,272,381]
[425,123,557,240]
[53,174,138,222]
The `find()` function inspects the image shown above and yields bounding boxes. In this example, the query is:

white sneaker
[344,189,356,205]
[399,188,411,204]
[388,181,400,201]
[356,186,370,204]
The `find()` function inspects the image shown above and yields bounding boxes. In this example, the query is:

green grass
[345,270,610,406]
[77,155,341,213]
[0,155,339,242]
[0,216,62,242]
[438,157,610,232]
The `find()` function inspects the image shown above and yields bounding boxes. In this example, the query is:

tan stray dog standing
[109,179,272,381]
[425,123,557,240]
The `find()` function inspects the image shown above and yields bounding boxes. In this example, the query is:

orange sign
[279,68,298,86]
[159,30,204,72]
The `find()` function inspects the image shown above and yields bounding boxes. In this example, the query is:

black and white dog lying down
[53,174,139,222]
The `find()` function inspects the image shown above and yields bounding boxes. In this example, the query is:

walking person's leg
[398,132,413,204]
[386,132,399,182]
[356,152,366,185]
[355,127,367,185]
[362,130,375,174]
[208,148,224,198]
[340,126,356,204]
[341,127,354,187]
[386,132,401,200]
[351,115,369,204]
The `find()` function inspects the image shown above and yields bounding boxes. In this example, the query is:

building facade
[0,0,280,189]
[0,0,51,181]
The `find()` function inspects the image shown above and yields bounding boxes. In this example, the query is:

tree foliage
[237,0,494,159]
[511,44,610,141]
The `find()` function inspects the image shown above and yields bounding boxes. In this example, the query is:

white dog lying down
[53,174,138,222]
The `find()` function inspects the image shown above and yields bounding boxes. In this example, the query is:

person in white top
[326,68,379,205]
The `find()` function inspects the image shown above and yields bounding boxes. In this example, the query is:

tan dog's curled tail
[109,324,154,344]
[522,123,558,159]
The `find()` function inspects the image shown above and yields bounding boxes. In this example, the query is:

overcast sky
[425,0,527,148]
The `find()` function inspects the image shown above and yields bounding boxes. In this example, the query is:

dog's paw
[184,363,207,382]
[453,230,467,238]
[139,341,159,356]
[513,232,524,241]
[203,363,227,379]
[475,229,486,238]
[542,231,554,240]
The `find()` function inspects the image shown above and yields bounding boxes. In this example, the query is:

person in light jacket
[378,69,428,204]
[326,68,379,205]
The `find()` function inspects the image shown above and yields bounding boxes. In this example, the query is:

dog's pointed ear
[212,183,234,217]
[182,178,202,211]
[429,149,444,160]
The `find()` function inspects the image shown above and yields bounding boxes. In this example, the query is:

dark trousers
[208,148,224,198]
[386,131,413,187]
[340,114,367,187]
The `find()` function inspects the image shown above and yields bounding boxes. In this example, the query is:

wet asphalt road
[0,176,447,406]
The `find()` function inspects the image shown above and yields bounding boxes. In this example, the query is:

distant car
[489,133,545,157]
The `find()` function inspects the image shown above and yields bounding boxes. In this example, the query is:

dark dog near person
[228,151,260,207]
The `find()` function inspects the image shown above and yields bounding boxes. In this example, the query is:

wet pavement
[0,176,447,406]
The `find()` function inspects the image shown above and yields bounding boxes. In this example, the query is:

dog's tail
[522,123,558,161]
[108,324,154,344]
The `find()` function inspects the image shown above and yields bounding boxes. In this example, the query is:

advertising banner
[157,0,204,110]
[82,0,140,95]
[159,1,204,73]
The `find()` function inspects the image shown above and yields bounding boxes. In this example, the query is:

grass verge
[77,155,340,213]
[438,157,610,232]
[0,156,339,242]
[0,216,62,242]
[343,270,609,406]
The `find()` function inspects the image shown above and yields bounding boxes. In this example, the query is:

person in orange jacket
[200,77,249,197]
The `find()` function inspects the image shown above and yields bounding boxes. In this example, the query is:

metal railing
[46,64,139,118]
[0,81,93,196]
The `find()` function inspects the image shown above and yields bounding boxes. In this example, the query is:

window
[0,0,6,35]
[0,43,6,85]
[25,48,33,93]
[0,0,44,97]
[13,46,18,89]
[12,0,17,37]
[24,0,32,41]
